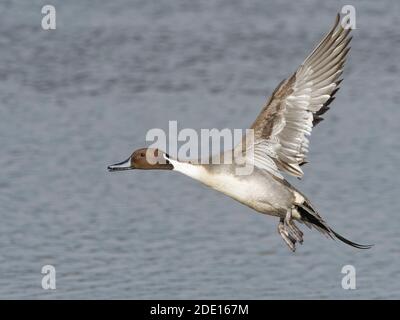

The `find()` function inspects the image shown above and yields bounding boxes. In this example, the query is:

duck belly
[201,171,295,217]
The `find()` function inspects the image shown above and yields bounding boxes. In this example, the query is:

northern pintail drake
[108,14,372,251]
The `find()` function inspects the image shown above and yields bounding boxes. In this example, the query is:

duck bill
[107,157,134,172]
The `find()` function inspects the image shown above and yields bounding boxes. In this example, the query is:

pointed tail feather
[330,230,373,249]
[297,203,373,250]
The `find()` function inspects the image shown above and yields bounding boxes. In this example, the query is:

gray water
[0,0,399,299]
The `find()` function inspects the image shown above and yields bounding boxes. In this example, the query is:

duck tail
[296,201,373,250]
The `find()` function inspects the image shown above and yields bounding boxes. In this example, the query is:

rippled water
[0,0,399,299]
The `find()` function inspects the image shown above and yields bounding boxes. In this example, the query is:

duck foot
[278,219,296,252]
[284,210,304,244]
[278,210,304,251]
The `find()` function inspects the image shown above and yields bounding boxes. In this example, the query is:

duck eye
[140,153,145,157]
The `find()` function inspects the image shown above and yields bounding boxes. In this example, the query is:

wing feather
[246,13,351,178]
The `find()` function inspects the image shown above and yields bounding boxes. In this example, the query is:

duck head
[108,148,173,171]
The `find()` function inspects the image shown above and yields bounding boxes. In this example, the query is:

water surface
[0,0,399,299]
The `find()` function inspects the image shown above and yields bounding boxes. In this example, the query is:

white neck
[168,158,205,181]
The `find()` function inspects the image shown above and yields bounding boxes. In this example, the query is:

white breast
[170,159,263,206]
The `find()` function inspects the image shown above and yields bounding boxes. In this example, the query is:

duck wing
[243,14,351,178]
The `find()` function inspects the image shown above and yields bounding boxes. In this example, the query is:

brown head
[108,148,173,172]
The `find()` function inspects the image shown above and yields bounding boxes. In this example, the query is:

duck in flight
[108,14,371,251]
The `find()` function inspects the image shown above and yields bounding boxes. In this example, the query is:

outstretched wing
[248,14,351,178]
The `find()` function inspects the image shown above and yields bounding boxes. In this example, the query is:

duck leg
[284,209,304,244]
[278,209,304,251]
[278,218,297,252]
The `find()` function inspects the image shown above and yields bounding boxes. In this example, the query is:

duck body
[168,158,301,219]
[167,156,372,252]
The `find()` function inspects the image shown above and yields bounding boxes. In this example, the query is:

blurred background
[0,0,399,299]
